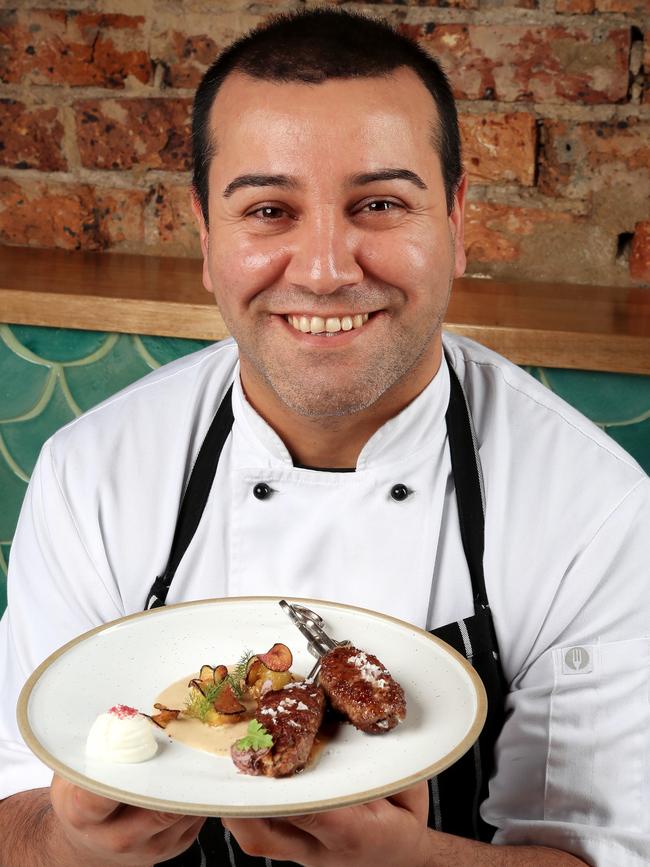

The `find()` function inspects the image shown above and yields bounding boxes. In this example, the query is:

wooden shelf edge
[0,290,229,342]
[443,325,650,375]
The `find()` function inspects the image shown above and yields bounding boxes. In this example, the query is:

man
[0,9,647,867]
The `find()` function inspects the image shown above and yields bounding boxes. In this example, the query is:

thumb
[386,781,429,823]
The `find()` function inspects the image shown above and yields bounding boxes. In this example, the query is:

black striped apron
[147,359,507,866]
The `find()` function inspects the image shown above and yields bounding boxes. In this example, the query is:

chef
[0,9,648,867]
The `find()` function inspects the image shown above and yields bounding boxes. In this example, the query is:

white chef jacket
[1,333,648,865]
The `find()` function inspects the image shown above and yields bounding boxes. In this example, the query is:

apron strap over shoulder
[145,384,234,609]
[445,361,489,611]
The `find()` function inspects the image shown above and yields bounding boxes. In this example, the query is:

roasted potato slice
[248,666,294,699]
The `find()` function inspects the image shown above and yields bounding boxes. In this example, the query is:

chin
[271,380,383,419]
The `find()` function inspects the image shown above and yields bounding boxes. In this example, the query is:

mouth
[284,313,372,336]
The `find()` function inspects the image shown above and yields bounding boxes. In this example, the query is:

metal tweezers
[279,599,350,681]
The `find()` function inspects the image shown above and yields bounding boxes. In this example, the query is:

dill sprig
[203,680,227,703]
[184,689,212,722]
[184,677,228,721]
[229,649,255,698]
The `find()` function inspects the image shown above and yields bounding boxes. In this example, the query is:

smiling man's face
[193,67,467,421]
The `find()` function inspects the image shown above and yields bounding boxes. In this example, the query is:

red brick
[148,183,199,254]
[150,9,278,90]
[481,0,538,8]
[401,23,630,103]
[630,221,650,281]
[96,188,146,248]
[0,100,66,170]
[460,113,536,186]
[539,118,650,198]
[0,178,145,251]
[555,0,595,12]
[152,29,220,89]
[0,9,149,87]
[464,201,577,263]
[75,99,192,171]
[595,0,650,10]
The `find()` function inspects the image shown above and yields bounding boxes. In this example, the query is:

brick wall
[0,0,648,286]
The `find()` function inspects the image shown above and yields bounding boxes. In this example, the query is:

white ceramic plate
[18,596,486,817]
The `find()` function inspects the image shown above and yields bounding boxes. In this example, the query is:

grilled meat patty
[319,645,406,733]
[231,681,325,777]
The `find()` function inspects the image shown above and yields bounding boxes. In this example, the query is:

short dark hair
[192,9,462,223]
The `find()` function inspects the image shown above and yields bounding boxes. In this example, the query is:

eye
[357,199,404,215]
[247,205,290,221]
[367,200,396,212]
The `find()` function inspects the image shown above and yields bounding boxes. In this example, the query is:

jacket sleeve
[0,440,123,800]
[484,477,650,865]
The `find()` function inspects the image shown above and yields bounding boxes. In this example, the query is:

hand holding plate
[223,780,430,867]
[49,774,205,866]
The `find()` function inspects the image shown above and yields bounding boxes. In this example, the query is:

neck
[240,342,443,468]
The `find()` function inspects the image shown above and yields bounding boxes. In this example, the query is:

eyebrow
[222,174,299,198]
[221,167,427,198]
[346,169,428,190]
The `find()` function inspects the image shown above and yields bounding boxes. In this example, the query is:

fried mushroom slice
[148,703,181,730]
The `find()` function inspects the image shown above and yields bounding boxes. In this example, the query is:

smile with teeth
[286,313,371,335]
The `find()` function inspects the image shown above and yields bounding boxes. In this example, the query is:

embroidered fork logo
[564,646,591,672]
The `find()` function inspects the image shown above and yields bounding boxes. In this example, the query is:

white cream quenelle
[86,705,157,763]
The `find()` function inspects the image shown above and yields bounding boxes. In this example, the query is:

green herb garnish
[229,649,255,698]
[184,689,212,722]
[183,679,225,721]
[235,720,273,752]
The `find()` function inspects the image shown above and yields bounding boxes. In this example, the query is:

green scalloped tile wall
[1,323,649,613]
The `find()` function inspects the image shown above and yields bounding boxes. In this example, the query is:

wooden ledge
[1,245,649,374]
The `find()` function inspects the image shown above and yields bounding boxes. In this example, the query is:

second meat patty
[319,645,406,733]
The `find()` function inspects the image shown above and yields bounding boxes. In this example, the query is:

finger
[279,807,379,852]
[106,804,198,838]
[283,786,428,852]
[51,776,121,826]
[224,817,320,864]
[74,807,203,860]
[386,780,429,823]
[145,815,207,862]
[282,809,347,847]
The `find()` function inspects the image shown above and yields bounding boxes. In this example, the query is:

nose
[284,208,364,295]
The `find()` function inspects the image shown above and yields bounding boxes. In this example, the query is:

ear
[449,174,467,279]
[190,188,215,294]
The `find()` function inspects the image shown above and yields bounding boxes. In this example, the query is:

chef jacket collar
[231,352,451,471]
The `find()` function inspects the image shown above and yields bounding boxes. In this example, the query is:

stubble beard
[237,303,447,421]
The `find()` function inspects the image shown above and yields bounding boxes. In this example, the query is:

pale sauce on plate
[154,674,255,757]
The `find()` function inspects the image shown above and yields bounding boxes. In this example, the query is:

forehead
[207,68,440,178]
